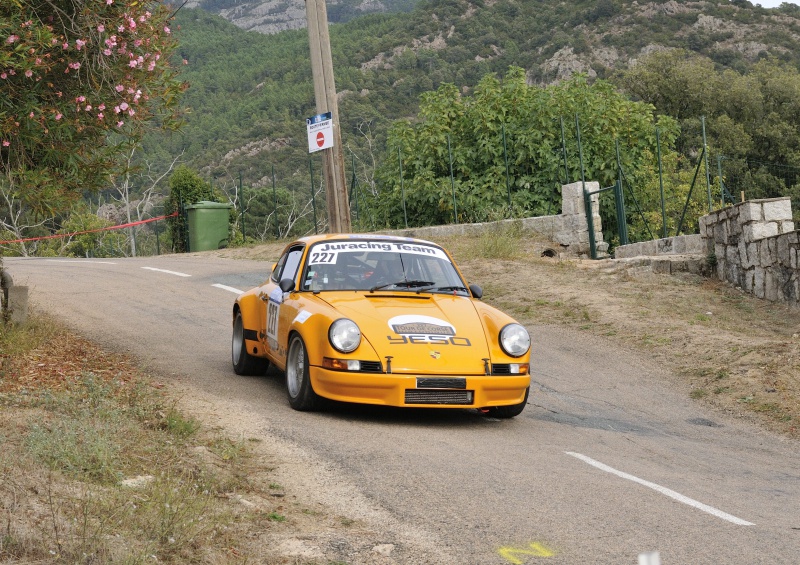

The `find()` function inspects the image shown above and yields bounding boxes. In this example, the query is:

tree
[0,0,185,217]
[165,165,210,252]
[108,145,183,256]
[372,67,679,234]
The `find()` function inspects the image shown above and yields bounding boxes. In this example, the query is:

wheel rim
[286,338,304,398]
[232,314,244,365]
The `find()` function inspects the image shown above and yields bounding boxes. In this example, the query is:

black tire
[486,387,529,419]
[285,334,322,411]
[232,311,269,376]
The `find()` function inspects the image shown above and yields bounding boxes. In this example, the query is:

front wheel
[232,311,269,376]
[285,334,322,411]
[485,387,529,419]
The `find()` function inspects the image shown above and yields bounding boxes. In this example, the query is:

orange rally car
[231,234,531,418]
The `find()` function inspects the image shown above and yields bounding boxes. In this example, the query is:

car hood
[319,292,491,375]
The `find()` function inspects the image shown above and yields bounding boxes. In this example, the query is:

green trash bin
[186,201,232,252]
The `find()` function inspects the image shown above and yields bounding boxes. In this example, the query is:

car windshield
[300,239,468,294]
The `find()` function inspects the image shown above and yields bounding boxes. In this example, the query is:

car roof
[293,233,441,248]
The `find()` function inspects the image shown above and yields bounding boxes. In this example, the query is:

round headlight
[329,319,361,353]
[500,323,530,357]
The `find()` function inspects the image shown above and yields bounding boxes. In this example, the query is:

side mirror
[279,278,296,293]
[469,284,483,299]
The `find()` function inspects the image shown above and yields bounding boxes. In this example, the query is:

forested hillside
[134,0,800,236]
[186,0,419,33]
[6,0,800,256]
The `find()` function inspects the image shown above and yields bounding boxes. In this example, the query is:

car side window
[281,247,304,282]
[271,246,304,285]
[270,253,288,283]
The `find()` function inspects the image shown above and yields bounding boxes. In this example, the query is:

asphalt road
[6,254,800,564]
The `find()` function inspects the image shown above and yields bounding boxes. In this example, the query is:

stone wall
[385,181,607,257]
[699,197,799,304]
[614,234,705,259]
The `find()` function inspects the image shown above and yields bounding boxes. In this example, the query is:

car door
[261,244,305,364]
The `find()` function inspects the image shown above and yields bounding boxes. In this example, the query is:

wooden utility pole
[305,0,351,233]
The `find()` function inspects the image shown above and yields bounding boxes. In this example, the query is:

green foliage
[617,50,800,218]
[165,166,212,252]
[59,203,127,258]
[370,67,679,234]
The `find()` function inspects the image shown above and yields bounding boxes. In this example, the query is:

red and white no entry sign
[306,112,334,153]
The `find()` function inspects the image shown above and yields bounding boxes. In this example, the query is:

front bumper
[310,367,530,408]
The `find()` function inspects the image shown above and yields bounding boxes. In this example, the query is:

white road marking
[565,451,755,526]
[141,267,191,277]
[212,283,244,295]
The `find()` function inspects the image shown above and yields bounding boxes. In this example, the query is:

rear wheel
[486,387,529,419]
[232,311,269,375]
[286,334,322,411]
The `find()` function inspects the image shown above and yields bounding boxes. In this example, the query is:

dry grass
[0,320,314,564]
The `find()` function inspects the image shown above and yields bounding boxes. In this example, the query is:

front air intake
[404,390,474,405]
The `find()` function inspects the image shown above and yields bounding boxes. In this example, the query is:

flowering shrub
[0,0,185,213]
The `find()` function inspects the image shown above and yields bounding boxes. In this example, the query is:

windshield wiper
[416,285,469,294]
[369,280,434,292]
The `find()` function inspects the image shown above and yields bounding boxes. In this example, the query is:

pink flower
[29,112,34,118]
[98,104,105,110]
[120,102,129,111]
[85,105,92,111]
[62,42,69,49]
[103,49,112,56]
[114,106,120,114]
[106,0,113,4]
[6,35,19,44]
[97,25,105,33]
[128,108,135,116]
[129,60,137,68]
[115,84,124,92]
[2,141,9,147]
[25,70,32,78]
[117,121,124,127]
[55,113,62,120]
[75,39,86,50]
[97,113,104,120]
[164,26,171,34]
[76,95,86,103]
[0,73,6,79]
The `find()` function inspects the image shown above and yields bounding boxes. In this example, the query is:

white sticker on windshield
[308,250,338,265]
[312,241,450,261]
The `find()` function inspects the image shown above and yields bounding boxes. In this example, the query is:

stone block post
[554,181,607,257]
